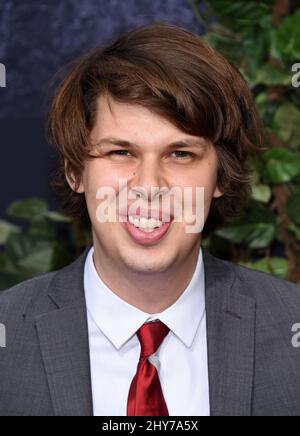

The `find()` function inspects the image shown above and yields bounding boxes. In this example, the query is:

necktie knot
[137,320,170,359]
[127,319,170,416]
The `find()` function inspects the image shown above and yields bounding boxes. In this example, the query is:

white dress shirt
[84,245,210,416]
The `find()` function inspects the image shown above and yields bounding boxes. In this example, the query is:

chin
[121,252,175,274]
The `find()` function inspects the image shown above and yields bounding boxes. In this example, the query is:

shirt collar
[84,246,205,350]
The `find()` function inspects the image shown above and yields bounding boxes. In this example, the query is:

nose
[129,156,167,201]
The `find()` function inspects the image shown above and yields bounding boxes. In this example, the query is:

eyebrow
[95,137,208,150]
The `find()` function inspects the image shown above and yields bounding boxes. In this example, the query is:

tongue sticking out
[121,217,173,246]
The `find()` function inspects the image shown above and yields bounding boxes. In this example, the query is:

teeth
[139,217,148,229]
[128,216,163,229]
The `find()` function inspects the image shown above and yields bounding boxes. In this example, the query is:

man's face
[69,94,223,275]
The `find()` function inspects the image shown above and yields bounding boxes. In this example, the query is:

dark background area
[0,0,203,217]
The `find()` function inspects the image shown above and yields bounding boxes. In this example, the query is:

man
[1,23,300,417]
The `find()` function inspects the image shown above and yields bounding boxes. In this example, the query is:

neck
[92,240,201,314]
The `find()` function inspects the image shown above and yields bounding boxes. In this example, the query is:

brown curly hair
[47,23,264,235]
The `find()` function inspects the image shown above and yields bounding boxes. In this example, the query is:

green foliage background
[1,0,300,289]
[0,198,91,290]
[192,0,300,283]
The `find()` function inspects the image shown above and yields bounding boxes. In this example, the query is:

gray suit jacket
[1,245,300,416]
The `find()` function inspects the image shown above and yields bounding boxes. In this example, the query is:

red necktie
[127,320,170,416]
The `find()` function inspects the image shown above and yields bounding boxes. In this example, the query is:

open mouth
[121,215,174,245]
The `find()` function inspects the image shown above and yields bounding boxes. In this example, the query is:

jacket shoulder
[205,249,300,297]
[231,260,300,295]
[221,258,300,324]
[0,271,57,320]
[0,246,91,323]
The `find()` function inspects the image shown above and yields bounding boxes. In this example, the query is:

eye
[108,150,132,157]
[170,151,194,159]
[107,149,195,160]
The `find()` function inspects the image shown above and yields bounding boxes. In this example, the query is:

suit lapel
[203,249,256,416]
[35,246,93,416]
[35,243,256,416]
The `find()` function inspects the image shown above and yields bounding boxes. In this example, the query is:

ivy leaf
[215,222,276,248]
[28,221,56,240]
[0,220,20,245]
[17,242,56,275]
[46,211,72,223]
[255,64,292,86]
[287,193,300,225]
[5,233,36,264]
[263,148,300,183]
[206,1,271,32]
[205,25,270,80]
[289,222,300,241]
[273,9,300,60]
[273,103,300,146]
[252,184,272,203]
[6,198,48,222]
[242,257,289,279]
[215,202,276,248]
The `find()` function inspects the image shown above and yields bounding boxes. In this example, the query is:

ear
[213,185,224,199]
[65,161,85,193]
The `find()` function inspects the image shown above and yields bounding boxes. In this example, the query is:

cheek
[197,160,219,194]
[178,166,217,196]
[180,164,218,214]
[83,162,126,226]
[83,162,122,198]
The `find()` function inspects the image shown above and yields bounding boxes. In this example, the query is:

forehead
[91,94,205,148]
